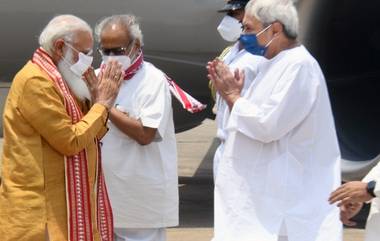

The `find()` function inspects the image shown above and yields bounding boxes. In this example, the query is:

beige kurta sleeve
[18,76,108,156]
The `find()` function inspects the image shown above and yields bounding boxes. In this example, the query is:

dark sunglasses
[97,46,129,56]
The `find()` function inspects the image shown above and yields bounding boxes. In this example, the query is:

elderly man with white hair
[95,15,178,241]
[0,15,123,241]
[207,0,342,241]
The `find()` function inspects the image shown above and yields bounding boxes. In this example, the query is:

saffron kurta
[0,61,108,241]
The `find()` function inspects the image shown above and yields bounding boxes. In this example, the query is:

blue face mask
[239,24,273,56]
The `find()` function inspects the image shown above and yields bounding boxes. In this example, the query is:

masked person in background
[95,14,178,241]
[0,15,123,241]
[207,0,342,240]
[210,0,250,103]
[211,0,265,180]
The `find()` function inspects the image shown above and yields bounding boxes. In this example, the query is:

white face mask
[62,42,93,77]
[70,52,93,77]
[217,15,242,42]
[101,40,135,71]
[59,49,91,100]
[102,55,131,71]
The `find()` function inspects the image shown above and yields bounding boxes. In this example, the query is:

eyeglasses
[97,46,129,56]
[65,42,93,56]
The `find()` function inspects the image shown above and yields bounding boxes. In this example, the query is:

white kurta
[362,162,380,241]
[214,42,265,179]
[213,46,342,241]
[102,62,179,228]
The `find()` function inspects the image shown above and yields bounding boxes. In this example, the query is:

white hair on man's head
[95,14,144,46]
[246,0,299,39]
[39,15,92,55]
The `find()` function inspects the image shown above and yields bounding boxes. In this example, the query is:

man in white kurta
[102,61,178,239]
[207,1,342,241]
[213,42,264,179]
[96,15,178,241]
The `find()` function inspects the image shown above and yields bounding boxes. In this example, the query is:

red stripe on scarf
[167,78,192,110]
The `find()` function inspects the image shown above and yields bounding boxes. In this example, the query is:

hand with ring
[91,60,124,109]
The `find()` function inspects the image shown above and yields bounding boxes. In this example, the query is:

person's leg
[277,221,288,241]
[114,228,128,241]
[155,228,166,241]
[114,228,166,241]
[277,236,288,241]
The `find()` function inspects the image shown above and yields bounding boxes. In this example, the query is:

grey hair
[39,15,92,55]
[95,14,144,46]
[246,0,299,39]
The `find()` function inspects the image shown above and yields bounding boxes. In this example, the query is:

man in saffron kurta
[0,15,122,241]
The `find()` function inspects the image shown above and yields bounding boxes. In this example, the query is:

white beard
[57,49,91,101]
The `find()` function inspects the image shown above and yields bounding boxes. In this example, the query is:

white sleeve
[226,63,320,143]
[363,163,380,197]
[138,76,171,140]
[229,55,262,92]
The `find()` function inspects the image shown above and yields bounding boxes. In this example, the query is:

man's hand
[329,181,373,206]
[207,58,244,109]
[87,60,123,109]
[83,67,99,102]
[340,202,363,226]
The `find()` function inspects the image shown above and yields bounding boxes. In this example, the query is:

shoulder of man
[142,61,169,86]
[280,45,314,67]
[18,61,51,82]
[11,61,58,97]
[237,53,266,72]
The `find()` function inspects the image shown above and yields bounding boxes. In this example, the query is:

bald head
[95,14,143,49]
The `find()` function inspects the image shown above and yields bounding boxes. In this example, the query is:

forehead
[72,31,94,52]
[71,30,93,51]
[100,23,130,48]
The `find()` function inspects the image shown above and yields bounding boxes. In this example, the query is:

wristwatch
[367,181,377,198]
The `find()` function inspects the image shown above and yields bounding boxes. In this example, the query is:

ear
[272,22,284,36]
[53,39,66,58]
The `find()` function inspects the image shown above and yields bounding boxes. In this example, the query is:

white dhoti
[114,228,166,241]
